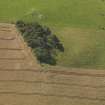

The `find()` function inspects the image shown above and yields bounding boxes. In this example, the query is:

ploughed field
[0,23,105,105]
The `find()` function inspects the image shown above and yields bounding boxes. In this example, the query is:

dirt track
[0,23,105,105]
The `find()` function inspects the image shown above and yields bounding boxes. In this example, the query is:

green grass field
[1,0,105,69]
[0,0,105,27]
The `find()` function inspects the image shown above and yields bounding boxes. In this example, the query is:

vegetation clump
[16,20,64,65]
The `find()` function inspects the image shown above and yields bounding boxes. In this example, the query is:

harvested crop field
[0,23,105,105]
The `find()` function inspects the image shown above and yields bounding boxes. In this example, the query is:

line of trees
[16,21,64,65]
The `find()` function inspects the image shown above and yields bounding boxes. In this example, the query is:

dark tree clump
[16,20,64,65]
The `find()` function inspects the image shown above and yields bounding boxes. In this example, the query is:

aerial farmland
[0,0,105,105]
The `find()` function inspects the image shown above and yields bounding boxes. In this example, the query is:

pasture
[1,0,105,69]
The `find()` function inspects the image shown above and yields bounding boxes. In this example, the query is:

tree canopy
[16,21,64,65]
